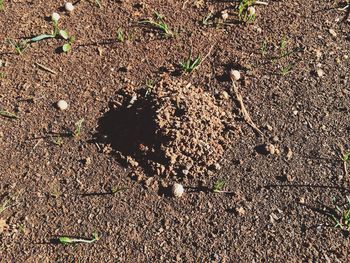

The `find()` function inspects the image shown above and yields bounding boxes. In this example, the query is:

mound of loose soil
[98,77,236,178]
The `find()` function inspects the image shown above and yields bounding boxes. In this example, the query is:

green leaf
[59,30,69,40]
[59,237,73,244]
[30,34,55,42]
[62,43,71,52]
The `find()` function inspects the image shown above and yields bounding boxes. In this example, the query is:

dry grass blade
[337,143,349,179]
[230,77,264,137]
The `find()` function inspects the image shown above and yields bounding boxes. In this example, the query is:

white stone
[230,69,241,81]
[172,183,184,198]
[52,12,60,22]
[57,100,68,110]
[65,2,75,12]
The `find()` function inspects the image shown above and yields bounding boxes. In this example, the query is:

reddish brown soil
[1,0,350,262]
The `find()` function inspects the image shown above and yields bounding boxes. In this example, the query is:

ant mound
[98,78,235,178]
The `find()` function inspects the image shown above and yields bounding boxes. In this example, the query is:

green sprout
[59,232,99,245]
[6,39,28,55]
[341,150,350,162]
[111,186,129,195]
[332,197,350,231]
[116,28,125,43]
[280,64,292,76]
[0,0,4,11]
[212,179,226,193]
[201,12,214,26]
[70,118,84,138]
[180,50,201,73]
[237,0,256,23]
[62,35,75,53]
[50,135,63,146]
[260,39,268,57]
[0,110,18,119]
[29,15,75,52]
[0,72,5,79]
[95,0,102,8]
[140,11,173,38]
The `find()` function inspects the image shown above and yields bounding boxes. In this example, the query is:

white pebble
[316,68,325,78]
[52,12,60,22]
[65,2,75,12]
[329,29,337,37]
[221,11,229,21]
[57,100,68,110]
[230,69,241,81]
[172,183,184,198]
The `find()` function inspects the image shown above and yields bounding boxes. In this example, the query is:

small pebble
[52,12,60,22]
[64,2,75,12]
[172,183,184,198]
[57,100,68,110]
[221,11,229,20]
[316,68,325,78]
[222,91,230,100]
[265,143,276,155]
[329,29,337,37]
[230,69,241,81]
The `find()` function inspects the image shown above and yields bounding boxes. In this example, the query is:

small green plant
[111,186,129,194]
[29,14,75,52]
[213,179,226,193]
[7,39,28,55]
[201,12,214,26]
[62,35,75,52]
[341,150,350,162]
[280,64,292,76]
[116,28,125,42]
[0,0,4,11]
[0,110,18,119]
[180,50,201,73]
[50,135,63,146]
[95,0,102,8]
[0,198,11,214]
[0,72,5,79]
[237,0,256,23]
[140,11,173,38]
[260,39,268,57]
[332,197,350,231]
[70,119,84,138]
[59,232,99,245]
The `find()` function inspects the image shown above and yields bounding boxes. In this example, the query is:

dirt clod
[98,78,235,177]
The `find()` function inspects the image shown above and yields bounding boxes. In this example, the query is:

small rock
[221,11,229,20]
[230,69,241,81]
[236,207,246,216]
[57,100,68,110]
[172,183,184,198]
[316,68,325,77]
[266,124,273,131]
[286,147,293,160]
[329,28,337,37]
[64,2,75,12]
[264,143,276,155]
[222,91,230,100]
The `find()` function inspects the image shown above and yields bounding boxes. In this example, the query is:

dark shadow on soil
[95,89,169,175]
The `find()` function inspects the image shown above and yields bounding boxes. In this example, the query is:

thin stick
[337,143,349,179]
[35,62,57,75]
[255,1,269,5]
[230,78,264,137]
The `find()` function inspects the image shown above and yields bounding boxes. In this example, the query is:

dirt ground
[1,0,350,262]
